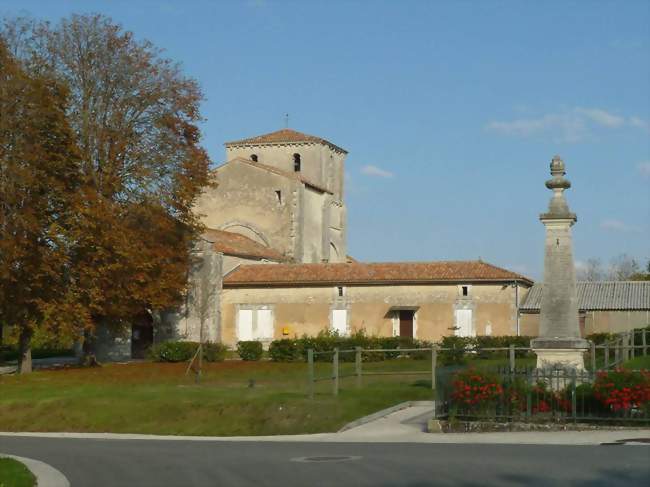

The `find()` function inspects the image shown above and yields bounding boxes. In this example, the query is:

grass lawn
[0,360,442,436]
[0,458,36,487]
[621,354,650,370]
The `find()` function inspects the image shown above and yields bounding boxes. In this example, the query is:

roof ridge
[225,128,347,154]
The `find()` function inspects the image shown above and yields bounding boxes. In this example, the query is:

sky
[2,0,649,279]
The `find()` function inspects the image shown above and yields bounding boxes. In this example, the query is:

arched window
[293,153,301,172]
[250,154,258,162]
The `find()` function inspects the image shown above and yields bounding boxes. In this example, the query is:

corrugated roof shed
[520,281,650,311]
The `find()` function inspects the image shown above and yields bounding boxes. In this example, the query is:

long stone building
[94,129,645,359]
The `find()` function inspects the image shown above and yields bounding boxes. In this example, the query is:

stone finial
[542,155,575,220]
[546,155,571,190]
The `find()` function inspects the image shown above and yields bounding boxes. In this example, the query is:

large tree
[0,41,81,373]
[3,14,211,362]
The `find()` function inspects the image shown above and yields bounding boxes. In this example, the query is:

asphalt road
[0,436,648,486]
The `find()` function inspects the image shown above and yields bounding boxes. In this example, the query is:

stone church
[92,129,649,360]
[99,128,537,360]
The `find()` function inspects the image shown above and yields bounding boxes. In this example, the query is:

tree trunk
[81,329,100,367]
[18,328,33,374]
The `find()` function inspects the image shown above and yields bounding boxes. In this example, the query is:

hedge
[264,332,537,364]
[267,330,432,363]
[237,341,264,361]
[148,341,227,362]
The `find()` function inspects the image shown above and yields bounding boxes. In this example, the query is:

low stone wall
[428,419,642,433]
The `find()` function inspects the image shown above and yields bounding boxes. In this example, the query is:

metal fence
[435,366,650,424]
[305,329,649,424]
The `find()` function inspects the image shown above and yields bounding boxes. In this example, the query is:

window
[275,190,282,204]
[337,286,345,297]
[237,307,274,340]
[332,309,348,336]
[293,153,301,172]
[462,286,469,297]
[250,154,258,162]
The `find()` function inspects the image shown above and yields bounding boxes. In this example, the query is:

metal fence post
[355,346,362,389]
[509,344,515,373]
[571,369,577,422]
[333,348,339,396]
[604,343,609,369]
[614,340,620,365]
[307,349,314,399]
[630,331,635,360]
[643,328,647,357]
[590,341,596,374]
[431,346,438,391]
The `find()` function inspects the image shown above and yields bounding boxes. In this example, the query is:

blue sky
[2,0,649,279]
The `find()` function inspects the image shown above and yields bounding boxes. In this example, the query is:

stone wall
[219,283,524,346]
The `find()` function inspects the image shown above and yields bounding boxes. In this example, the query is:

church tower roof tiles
[225,128,347,154]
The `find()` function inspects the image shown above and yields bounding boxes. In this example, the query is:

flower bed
[445,367,650,423]
[593,368,650,413]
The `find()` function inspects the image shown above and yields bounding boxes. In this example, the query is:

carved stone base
[532,348,587,370]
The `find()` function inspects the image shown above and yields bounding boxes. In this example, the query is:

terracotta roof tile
[224,261,533,287]
[218,157,332,194]
[203,229,288,262]
[225,129,347,154]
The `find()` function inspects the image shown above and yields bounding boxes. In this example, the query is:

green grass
[0,360,439,436]
[0,458,36,487]
[0,353,552,437]
[621,354,650,370]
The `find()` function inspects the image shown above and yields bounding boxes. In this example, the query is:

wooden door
[399,310,414,338]
[455,309,473,337]
[332,309,348,336]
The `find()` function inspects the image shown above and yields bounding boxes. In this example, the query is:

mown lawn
[0,352,604,437]
[0,360,440,436]
[621,354,650,370]
[0,458,36,487]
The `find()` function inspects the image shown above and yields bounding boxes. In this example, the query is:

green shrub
[266,330,434,363]
[437,336,473,365]
[148,341,198,362]
[586,332,615,345]
[473,335,534,359]
[148,341,227,363]
[237,341,264,361]
[268,339,303,362]
[203,342,228,362]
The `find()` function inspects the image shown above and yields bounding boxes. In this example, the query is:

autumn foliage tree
[0,41,81,373]
[2,14,211,365]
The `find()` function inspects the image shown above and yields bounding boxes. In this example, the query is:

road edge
[1,453,70,487]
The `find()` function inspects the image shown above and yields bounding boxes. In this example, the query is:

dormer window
[293,153,301,172]
[250,154,258,162]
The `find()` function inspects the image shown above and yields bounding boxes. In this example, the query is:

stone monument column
[531,155,589,369]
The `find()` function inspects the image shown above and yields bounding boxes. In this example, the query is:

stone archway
[219,221,271,247]
[329,242,340,261]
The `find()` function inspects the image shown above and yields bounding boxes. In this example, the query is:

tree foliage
[1,14,211,365]
[0,41,81,372]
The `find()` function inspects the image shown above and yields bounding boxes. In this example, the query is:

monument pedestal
[531,337,589,370]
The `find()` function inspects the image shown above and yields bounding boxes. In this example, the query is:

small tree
[608,254,640,281]
[576,258,604,281]
[185,240,219,382]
